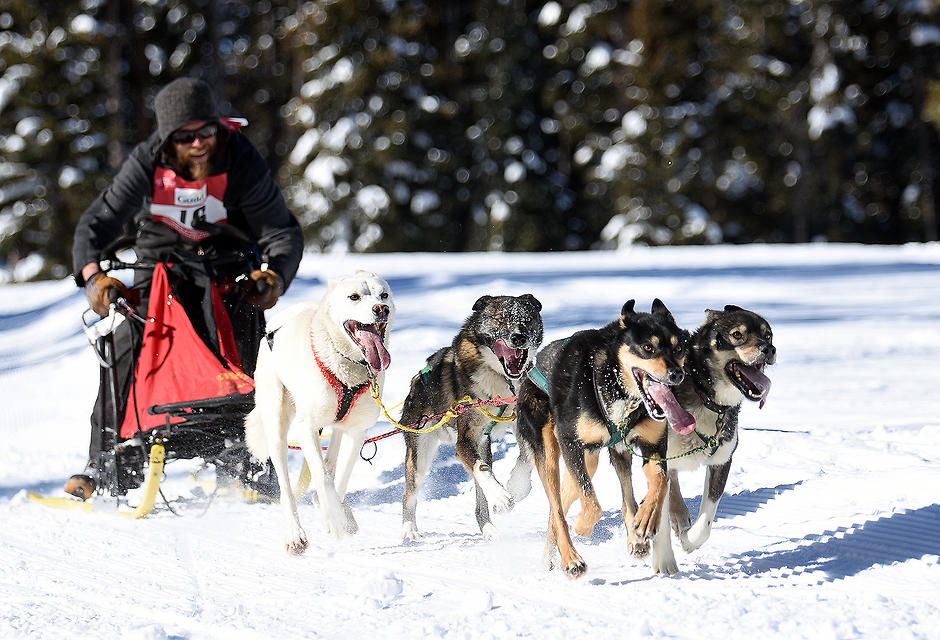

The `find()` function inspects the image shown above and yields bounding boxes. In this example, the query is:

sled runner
[30,250,277,517]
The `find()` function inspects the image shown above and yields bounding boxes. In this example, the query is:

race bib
[151,168,228,241]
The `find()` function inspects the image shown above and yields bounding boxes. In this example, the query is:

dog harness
[527,365,549,394]
[525,337,567,395]
[312,344,370,422]
[265,328,278,350]
[266,328,369,422]
[526,340,644,448]
[592,379,647,448]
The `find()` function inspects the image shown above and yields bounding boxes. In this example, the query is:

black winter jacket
[72,128,303,289]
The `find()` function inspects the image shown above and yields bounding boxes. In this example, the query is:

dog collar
[692,415,727,457]
[687,359,737,416]
[686,366,734,456]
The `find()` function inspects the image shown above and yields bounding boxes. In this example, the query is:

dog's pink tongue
[358,324,391,372]
[493,339,523,375]
[647,380,696,434]
[739,363,772,408]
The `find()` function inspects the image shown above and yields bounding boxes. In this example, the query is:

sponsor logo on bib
[175,185,207,207]
[151,168,228,241]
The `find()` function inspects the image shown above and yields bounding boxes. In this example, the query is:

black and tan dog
[662,305,775,554]
[401,294,543,541]
[514,299,692,578]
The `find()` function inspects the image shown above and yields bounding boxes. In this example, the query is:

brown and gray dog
[400,294,543,541]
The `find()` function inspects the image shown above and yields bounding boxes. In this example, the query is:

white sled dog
[245,271,395,554]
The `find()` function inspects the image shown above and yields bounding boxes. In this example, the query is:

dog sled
[30,247,278,518]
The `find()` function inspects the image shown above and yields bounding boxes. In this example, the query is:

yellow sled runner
[29,443,166,519]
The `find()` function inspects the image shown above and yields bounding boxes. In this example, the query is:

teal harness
[526,357,645,448]
[419,363,432,387]
[527,365,550,394]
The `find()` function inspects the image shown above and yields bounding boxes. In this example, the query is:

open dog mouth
[633,368,696,434]
[726,360,772,408]
[344,320,391,372]
[493,339,528,378]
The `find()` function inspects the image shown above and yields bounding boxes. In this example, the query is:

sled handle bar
[108,288,146,323]
[103,260,267,295]
[81,295,143,368]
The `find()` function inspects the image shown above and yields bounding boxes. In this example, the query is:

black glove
[245,269,283,310]
[85,272,129,316]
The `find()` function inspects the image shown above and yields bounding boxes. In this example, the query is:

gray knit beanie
[154,77,221,144]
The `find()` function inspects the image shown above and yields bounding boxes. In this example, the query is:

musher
[66,77,303,499]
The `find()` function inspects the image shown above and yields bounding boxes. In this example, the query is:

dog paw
[574,504,602,538]
[632,504,660,541]
[629,538,650,559]
[562,554,587,579]
[650,527,679,574]
[477,473,514,514]
[285,530,309,556]
[487,486,514,514]
[481,522,499,541]
[573,516,597,539]
[402,522,423,542]
[343,501,359,535]
[507,466,532,504]
[316,489,349,540]
[681,518,711,553]
[322,510,349,540]
[651,554,679,576]
[671,513,692,538]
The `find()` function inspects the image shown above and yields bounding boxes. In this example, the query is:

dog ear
[723,304,744,313]
[473,295,495,312]
[619,299,636,328]
[651,298,676,323]
[520,293,542,312]
[704,308,722,323]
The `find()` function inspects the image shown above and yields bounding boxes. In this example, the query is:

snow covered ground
[1,243,939,639]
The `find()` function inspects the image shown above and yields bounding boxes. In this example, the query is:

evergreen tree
[281,0,629,253]
[0,2,114,279]
[1,0,936,278]
[595,0,938,247]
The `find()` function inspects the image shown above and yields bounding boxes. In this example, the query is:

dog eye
[349,293,361,301]
[380,292,389,300]
[731,330,744,341]
[642,343,654,354]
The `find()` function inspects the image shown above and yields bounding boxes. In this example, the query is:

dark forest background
[0,0,937,280]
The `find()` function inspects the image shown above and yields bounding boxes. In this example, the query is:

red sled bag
[120,263,254,439]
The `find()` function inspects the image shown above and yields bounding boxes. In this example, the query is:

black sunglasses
[170,122,219,145]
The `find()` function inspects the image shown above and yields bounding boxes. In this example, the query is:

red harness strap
[310,336,369,422]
